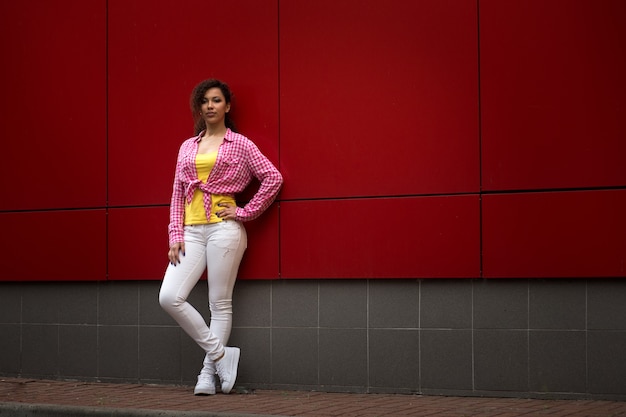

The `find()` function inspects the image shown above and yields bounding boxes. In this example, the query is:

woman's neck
[203,123,227,138]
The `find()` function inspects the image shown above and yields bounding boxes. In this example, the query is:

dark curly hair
[190,79,236,135]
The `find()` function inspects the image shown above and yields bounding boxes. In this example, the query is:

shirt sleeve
[167,146,186,247]
[235,141,283,222]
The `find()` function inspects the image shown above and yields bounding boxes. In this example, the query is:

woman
[159,79,282,395]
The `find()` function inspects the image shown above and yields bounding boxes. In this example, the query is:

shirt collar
[195,128,234,143]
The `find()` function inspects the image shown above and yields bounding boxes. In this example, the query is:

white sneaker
[194,372,216,395]
[215,347,240,394]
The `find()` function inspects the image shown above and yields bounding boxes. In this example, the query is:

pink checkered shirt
[167,129,283,246]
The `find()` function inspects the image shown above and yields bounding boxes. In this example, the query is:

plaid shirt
[168,129,283,246]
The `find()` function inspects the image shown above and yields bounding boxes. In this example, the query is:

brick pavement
[1,377,626,417]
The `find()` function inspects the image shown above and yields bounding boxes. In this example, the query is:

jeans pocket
[213,221,244,250]
[183,225,203,244]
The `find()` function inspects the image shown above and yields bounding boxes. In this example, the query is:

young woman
[159,79,282,395]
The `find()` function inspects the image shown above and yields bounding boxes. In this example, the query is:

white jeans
[159,221,247,362]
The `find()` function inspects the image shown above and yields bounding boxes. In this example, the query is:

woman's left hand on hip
[216,202,237,220]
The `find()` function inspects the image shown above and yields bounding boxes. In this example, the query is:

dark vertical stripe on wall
[476,0,483,278]
[105,0,110,280]
[277,0,282,279]
[471,0,482,350]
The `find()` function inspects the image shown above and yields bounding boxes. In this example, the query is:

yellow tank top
[184,152,237,225]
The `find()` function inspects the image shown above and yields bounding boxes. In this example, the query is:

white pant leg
[159,225,226,361]
[205,220,247,345]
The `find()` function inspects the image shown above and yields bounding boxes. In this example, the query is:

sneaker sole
[194,387,216,396]
[193,390,215,397]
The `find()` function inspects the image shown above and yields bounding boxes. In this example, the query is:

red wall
[1,0,624,281]
[480,0,626,278]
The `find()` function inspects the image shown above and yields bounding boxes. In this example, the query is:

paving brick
[2,378,626,417]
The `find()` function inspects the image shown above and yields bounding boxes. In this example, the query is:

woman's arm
[235,141,283,222]
[167,147,187,248]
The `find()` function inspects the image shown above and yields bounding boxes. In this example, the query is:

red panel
[279,0,479,199]
[0,0,106,211]
[108,205,279,280]
[280,196,480,279]
[483,190,626,278]
[238,204,280,280]
[480,0,626,191]
[0,210,106,281]
[108,207,170,280]
[108,0,279,206]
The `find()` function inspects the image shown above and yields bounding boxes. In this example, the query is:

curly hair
[190,79,237,134]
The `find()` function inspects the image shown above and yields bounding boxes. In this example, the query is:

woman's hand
[168,242,186,265]
[216,202,237,220]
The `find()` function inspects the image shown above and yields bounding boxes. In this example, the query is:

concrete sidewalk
[1,377,626,417]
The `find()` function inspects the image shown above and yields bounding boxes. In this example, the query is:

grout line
[269,282,273,385]
[585,280,589,394]
[418,279,422,393]
[527,279,531,392]
[317,282,320,386]
[471,280,475,392]
[96,281,100,379]
[366,280,370,392]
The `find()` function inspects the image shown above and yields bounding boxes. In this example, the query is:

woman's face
[200,87,230,127]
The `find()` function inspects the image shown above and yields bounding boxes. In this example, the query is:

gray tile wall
[1,279,625,399]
